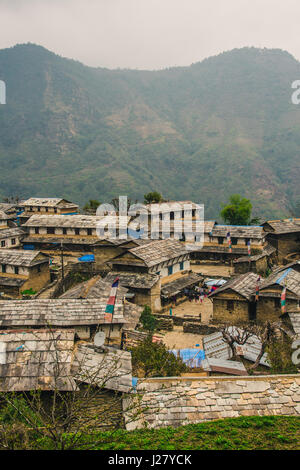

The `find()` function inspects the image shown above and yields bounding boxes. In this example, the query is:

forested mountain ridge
[0,43,300,219]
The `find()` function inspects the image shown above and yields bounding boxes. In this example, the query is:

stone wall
[124,374,300,430]
[183,322,219,335]
[211,297,249,324]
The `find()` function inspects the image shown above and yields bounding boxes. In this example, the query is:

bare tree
[220,323,256,359]
[220,321,277,370]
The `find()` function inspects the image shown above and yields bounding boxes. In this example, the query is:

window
[54,208,57,214]
[2,265,6,273]
[227,300,234,312]
[168,266,173,275]
[275,298,281,309]
[218,237,224,245]
[1,241,5,247]
[14,267,19,275]
[11,238,16,245]
[245,238,250,246]
[75,228,80,235]
[47,227,55,234]
[37,207,40,212]
[63,228,67,235]
[45,207,48,212]
[87,228,92,236]
[180,261,184,270]
[231,238,238,245]
[35,227,39,234]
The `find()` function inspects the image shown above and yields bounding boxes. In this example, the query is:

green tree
[83,199,101,214]
[139,306,157,333]
[131,336,187,377]
[144,192,163,205]
[220,194,253,225]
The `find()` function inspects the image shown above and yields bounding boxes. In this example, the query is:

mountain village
[0,197,299,433]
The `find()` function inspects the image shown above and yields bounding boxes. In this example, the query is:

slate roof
[22,198,78,209]
[23,214,111,228]
[211,225,265,239]
[124,239,189,267]
[0,329,76,391]
[0,210,10,221]
[22,236,99,246]
[60,276,127,300]
[201,357,248,376]
[0,228,25,240]
[72,344,132,393]
[272,261,300,274]
[105,272,160,290]
[0,299,127,327]
[145,201,200,213]
[0,249,48,267]
[259,268,300,298]
[233,245,276,264]
[59,276,142,330]
[209,272,261,300]
[263,219,300,234]
[196,245,249,254]
[0,277,26,288]
[161,273,203,298]
[0,203,17,214]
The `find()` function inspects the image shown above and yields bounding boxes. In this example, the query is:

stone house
[105,271,162,312]
[59,275,143,331]
[193,224,266,263]
[20,198,79,219]
[0,249,50,297]
[256,268,300,322]
[233,245,276,275]
[0,297,128,343]
[263,219,300,263]
[21,214,129,260]
[108,239,199,311]
[209,272,261,324]
[0,210,10,230]
[0,227,26,249]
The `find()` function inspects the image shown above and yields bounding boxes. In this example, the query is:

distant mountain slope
[0,44,300,219]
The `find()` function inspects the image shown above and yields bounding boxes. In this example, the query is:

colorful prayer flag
[255,276,261,302]
[105,277,119,321]
[247,240,251,257]
[281,286,287,313]
[227,232,232,253]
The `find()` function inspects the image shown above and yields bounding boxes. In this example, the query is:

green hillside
[0,44,300,219]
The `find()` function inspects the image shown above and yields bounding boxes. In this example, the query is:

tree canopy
[220,194,254,225]
[144,192,163,205]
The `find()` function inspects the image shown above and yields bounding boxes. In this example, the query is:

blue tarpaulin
[169,349,205,368]
[23,244,35,250]
[132,377,138,390]
[78,254,95,262]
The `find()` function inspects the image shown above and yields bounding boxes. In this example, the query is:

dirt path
[162,325,204,349]
[170,297,213,324]
[191,263,233,277]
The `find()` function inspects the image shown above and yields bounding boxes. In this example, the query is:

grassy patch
[69,416,300,450]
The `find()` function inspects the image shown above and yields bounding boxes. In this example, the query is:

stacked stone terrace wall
[124,374,300,430]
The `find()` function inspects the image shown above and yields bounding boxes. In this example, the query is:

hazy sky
[0,0,299,69]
